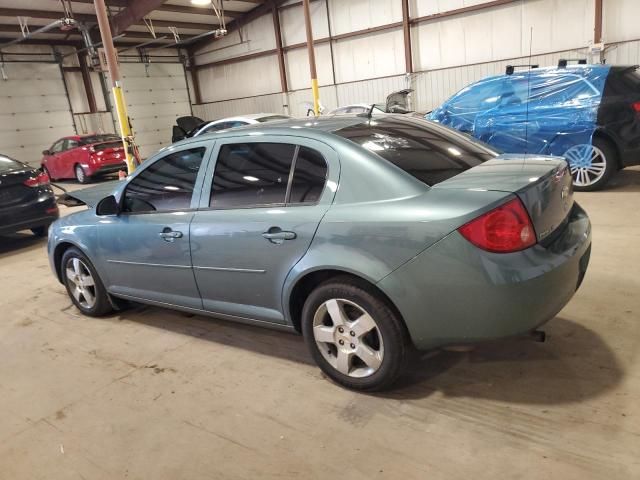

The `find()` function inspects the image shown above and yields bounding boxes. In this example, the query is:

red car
[41,134,127,183]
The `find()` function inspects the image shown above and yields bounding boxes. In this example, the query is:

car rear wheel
[564,138,616,191]
[301,277,408,391]
[61,247,113,316]
[75,164,89,184]
[31,226,48,237]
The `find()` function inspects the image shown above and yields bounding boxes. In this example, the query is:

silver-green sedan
[48,115,591,391]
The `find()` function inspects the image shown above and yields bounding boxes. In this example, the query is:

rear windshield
[79,134,121,145]
[335,116,499,186]
[0,155,26,173]
[257,115,290,123]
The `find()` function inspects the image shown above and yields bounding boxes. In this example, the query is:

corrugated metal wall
[190,0,640,123]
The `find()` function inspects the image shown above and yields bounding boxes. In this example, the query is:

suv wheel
[302,277,408,391]
[61,247,113,316]
[565,138,616,191]
[75,164,89,184]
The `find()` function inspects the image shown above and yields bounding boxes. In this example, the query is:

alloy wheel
[312,298,384,378]
[75,165,85,183]
[564,144,607,188]
[65,257,96,309]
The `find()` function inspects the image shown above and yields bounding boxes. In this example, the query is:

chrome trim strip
[106,259,191,269]
[193,266,266,273]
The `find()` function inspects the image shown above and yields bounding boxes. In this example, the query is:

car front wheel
[302,277,408,391]
[564,138,616,191]
[61,247,113,316]
[75,164,89,184]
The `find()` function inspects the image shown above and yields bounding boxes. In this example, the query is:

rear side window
[123,147,205,213]
[0,155,25,173]
[336,117,497,186]
[80,134,120,145]
[210,143,328,208]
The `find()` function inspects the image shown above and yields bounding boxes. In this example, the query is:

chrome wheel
[75,165,86,183]
[65,257,96,309]
[312,298,384,378]
[564,144,607,188]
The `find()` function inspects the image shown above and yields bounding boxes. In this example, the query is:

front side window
[209,143,328,209]
[123,147,205,213]
[65,139,79,151]
[51,140,65,153]
[336,117,497,186]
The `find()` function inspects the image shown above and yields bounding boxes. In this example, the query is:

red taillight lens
[23,171,50,188]
[458,197,536,253]
[632,101,640,113]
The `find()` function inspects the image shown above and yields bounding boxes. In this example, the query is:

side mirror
[96,195,119,216]
[42,149,51,156]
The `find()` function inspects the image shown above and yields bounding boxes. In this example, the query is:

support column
[94,0,138,173]
[302,0,320,116]
[77,49,98,113]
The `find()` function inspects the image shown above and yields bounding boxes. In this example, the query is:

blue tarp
[428,65,611,157]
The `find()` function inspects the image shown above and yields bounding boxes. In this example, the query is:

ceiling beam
[110,0,167,36]
[65,0,245,17]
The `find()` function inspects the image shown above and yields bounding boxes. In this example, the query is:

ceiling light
[243,176,259,182]
[190,0,210,6]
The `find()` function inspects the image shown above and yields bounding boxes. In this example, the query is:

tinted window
[256,115,290,122]
[0,155,25,173]
[289,147,327,204]
[79,134,120,145]
[65,139,79,150]
[210,143,296,208]
[51,140,65,153]
[202,122,230,134]
[123,147,205,213]
[336,117,497,186]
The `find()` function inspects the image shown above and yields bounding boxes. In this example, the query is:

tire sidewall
[301,281,406,391]
[61,247,111,316]
[75,165,88,184]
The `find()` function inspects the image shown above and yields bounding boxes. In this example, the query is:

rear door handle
[159,228,183,242]
[262,227,296,244]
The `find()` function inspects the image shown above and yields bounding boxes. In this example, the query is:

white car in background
[172,113,290,142]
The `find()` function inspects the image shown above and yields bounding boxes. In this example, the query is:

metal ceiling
[0,0,266,48]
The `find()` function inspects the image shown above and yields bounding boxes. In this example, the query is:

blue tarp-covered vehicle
[429,64,640,190]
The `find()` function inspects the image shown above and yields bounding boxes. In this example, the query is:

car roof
[206,113,288,124]
[475,64,616,84]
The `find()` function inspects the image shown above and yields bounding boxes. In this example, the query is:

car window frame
[198,135,338,212]
[64,139,79,151]
[50,139,65,154]
[117,140,214,216]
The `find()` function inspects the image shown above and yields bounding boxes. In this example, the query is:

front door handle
[262,227,296,244]
[159,227,183,242]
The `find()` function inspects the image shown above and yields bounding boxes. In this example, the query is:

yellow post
[112,83,136,174]
[302,0,320,116]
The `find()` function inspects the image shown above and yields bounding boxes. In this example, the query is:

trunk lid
[434,154,574,243]
[0,165,40,209]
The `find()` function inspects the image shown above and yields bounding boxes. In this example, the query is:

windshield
[0,155,27,174]
[79,134,121,145]
[335,116,499,186]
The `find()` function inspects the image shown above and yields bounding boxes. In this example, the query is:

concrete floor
[1,170,639,480]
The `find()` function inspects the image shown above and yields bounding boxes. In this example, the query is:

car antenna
[524,26,533,157]
[357,103,377,120]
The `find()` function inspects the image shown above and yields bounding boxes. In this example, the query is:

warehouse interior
[0,0,639,478]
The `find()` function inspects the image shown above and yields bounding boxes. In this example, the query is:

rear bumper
[378,203,592,350]
[85,161,127,177]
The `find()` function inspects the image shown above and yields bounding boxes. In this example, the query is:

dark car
[0,154,59,237]
[41,134,127,184]
[429,63,640,191]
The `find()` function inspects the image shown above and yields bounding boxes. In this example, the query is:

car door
[59,138,80,178]
[190,137,339,324]
[44,139,66,177]
[97,142,212,309]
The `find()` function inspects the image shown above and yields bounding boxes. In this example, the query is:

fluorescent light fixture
[191,0,210,6]
[164,185,180,191]
[447,147,461,156]
[243,176,259,182]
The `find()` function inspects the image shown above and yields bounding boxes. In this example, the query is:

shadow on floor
[106,304,622,405]
[0,232,46,257]
[603,167,640,192]
[384,316,623,404]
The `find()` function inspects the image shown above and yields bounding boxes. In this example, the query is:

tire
[31,226,48,237]
[565,138,617,192]
[61,247,113,316]
[75,164,89,184]
[301,277,409,391]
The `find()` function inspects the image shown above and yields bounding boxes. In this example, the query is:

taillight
[632,101,640,113]
[458,197,536,253]
[23,171,51,188]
